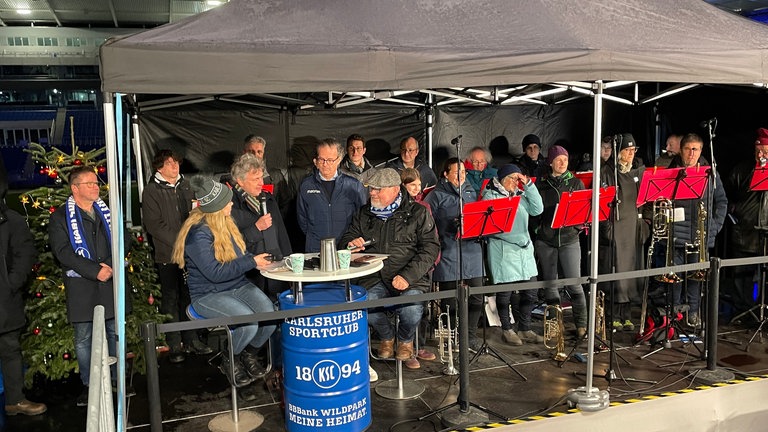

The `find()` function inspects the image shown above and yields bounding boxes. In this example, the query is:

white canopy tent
[99,0,768,429]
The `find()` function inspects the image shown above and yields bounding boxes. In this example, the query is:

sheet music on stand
[550,187,616,229]
[460,196,520,239]
[750,165,768,192]
[636,166,710,206]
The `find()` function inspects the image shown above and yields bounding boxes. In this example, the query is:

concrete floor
[3,308,768,432]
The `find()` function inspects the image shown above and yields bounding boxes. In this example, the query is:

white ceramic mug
[284,253,304,274]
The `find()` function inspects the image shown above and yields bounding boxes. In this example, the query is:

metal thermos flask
[319,238,339,272]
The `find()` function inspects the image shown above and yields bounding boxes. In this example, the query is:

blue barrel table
[279,283,371,432]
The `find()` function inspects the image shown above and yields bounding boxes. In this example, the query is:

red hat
[756,128,768,146]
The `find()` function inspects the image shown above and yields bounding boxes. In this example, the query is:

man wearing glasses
[387,136,438,189]
[49,166,121,407]
[297,138,367,252]
[339,133,374,183]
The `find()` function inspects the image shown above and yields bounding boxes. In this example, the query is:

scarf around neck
[65,196,112,277]
[370,191,402,220]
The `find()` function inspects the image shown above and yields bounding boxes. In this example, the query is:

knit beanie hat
[546,145,569,165]
[522,134,541,152]
[497,163,522,180]
[756,128,768,146]
[190,175,232,213]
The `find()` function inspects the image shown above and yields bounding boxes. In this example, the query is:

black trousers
[0,329,25,404]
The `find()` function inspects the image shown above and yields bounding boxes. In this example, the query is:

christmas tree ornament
[33,327,41,335]
[148,293,155,305]
[74,159,82,166]
[47,321,53,328]
[62,352,71,360]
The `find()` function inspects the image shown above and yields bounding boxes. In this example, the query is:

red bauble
[48,171,58,179]
[63,352,71,360]
[39,168,45,175]
[74,159,83,166]
[97,166,106,174]
[35,292,43,298]
[148,293,155,305]
[33,327,41,335]
[49,206,56,213]
[137,235,144,243]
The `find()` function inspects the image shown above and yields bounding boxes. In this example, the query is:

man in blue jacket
[297,138,367,252]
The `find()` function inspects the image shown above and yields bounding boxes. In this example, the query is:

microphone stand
[419,135,506,427]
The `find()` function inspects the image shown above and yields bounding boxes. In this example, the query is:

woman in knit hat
[172,175,276,389]
[534,146,589,339]
[484,163,544,346]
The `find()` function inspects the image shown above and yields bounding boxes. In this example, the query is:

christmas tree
[20,142,165,386]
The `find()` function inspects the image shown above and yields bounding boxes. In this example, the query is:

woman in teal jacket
[484,164,544,345]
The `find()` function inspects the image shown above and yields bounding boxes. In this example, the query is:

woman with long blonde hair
[172,175,274,388]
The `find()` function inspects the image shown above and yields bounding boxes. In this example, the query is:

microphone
[348,238,375,249]
[450,135,463,145]
[699,117,717,128]
[260,195,269,215]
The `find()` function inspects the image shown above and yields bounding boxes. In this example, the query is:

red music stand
[262,184,274,194]
[636,166,710,206]
[575,171,594,189]
[550,187,616,229]
[460,196,520,239]
[750,166,768,192]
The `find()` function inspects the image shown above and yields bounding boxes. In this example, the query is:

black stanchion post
[694,257,734,384]
[141,321,163,432]
[706,257,721,371]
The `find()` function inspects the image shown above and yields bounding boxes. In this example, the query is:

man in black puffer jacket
[340,168,439,363]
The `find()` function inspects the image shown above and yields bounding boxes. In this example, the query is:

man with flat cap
[340,168,440,362]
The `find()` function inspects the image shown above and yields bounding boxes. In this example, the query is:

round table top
[259,253,386,282]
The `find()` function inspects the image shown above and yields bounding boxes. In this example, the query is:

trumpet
[688,201,709,281]
[435,304,458,375]
[543,304,567,361]
[653,198,681,284]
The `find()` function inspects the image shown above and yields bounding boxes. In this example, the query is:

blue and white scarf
[65,196,112,278]
[370,191,402,220]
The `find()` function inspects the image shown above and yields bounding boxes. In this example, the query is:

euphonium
[653,198,682,283]
[543,304,567,361]
[688,201,709,281]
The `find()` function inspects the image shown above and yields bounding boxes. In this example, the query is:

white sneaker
[369,365,378,382]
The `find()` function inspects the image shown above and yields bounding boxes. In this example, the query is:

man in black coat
[49,166,121,406]
[142,149,211,364]
[340,168,439,361]
[0,176,46,416]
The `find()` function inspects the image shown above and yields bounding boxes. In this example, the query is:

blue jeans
[74,319,116,387]
[535,240,587,328]
[367,282,423,343]
[192,283,276,354]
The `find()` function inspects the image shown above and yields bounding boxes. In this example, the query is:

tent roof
[100,0,768,94]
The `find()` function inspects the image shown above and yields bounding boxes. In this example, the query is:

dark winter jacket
[339,155,374,183]
[0,206,37,332]
[230,189,292,260]
[182,223,257,302]
[516,154,548,179]
[338,190,439,295]
[727,159,768,255]
[667,156,727,248]
[386,158,438,189]
[142,174,194,264]
[49,202,117,323]
[424,179,483,282]
[535,171,585,248]
[297,169,367,252]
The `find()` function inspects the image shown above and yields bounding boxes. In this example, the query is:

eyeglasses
[348,146,365,153]
[403,148,419,154]
[315,156,339,165]
[74,182,99,187]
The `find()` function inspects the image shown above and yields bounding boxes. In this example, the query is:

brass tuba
[653,198,682,283]
[688,201,709,281]
[543,304,567,361]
